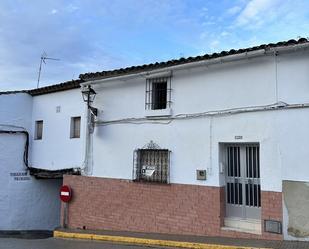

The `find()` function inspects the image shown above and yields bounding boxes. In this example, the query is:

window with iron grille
[70,116,81,138]
[145,77,172,110]
[133,141,170,183]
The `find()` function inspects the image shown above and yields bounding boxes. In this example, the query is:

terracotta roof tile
[79,38,309,81]
[1,38,308,96]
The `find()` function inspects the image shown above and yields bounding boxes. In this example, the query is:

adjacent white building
[0,81,84,231]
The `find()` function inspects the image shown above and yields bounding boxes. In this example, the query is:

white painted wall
[0,89,85,230]
[90,51,309,193]
[2,49,309,236]
[0,93,62,230]
[31,88,85,170]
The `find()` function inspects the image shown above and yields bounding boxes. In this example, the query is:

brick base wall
[261,191,283,240]
[63,175,282,240]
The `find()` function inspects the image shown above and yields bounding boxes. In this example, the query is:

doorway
[223,144,261,220]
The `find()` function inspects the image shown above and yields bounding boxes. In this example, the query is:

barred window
[145,77,172,110]
[133,141,170,183]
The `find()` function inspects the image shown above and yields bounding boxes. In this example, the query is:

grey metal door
[225,144,261,220]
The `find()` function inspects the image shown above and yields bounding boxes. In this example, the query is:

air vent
[264,220,282,234]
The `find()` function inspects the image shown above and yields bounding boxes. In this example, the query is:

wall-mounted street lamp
[81,85,98,116]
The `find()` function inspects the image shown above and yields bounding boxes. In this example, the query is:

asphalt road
[0,237,176,249]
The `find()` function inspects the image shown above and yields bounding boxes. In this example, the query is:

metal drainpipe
[274,50,279,103]
[208,116,213,176]
[82,107,92,175]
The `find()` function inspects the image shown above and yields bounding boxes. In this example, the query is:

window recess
[70,116,81,138]
[145,76,172,110]
[35,120,43,140]
[133,141,170,184]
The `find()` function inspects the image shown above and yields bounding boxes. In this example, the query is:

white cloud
[209,40,220,51]
[235,0,280,27]
[200,31,208,39]
[203,21,216,26]
[1,0,309,91]
[50,9,58,15]
[227,6,242,15]
[66,4,79,13]
[220,31,230,37]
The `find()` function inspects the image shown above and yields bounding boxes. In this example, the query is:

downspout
[208,116,213,176]
[274,50,279,103]
[82,108,93,176]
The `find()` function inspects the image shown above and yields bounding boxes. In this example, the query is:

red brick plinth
[62,175,283,240]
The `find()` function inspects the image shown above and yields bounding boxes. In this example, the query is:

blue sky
[0,0,309,90]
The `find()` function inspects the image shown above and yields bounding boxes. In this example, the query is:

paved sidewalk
[54,228,309,249]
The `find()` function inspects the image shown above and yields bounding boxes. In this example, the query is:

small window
[70,117,81,138]
[133,142,170,183]
[35,120,43,140]
[145,77,171,110]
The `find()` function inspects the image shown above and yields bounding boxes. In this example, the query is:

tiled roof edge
[1,38,308,96]
[0,90,29,95]
[28,79,83,96]
[0,79,84,97]
[79,38,309,81]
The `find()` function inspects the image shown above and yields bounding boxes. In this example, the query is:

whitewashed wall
[0,93,61,230]
[2,49,308,235]
[90,51,309,193]
[31,88,85,170]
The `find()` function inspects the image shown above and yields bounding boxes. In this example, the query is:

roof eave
[79,38,309,84]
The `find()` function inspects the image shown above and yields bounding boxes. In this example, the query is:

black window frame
[145,77,172,110]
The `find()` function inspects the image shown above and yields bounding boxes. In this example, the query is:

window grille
[70,116,81,138]
[133,141,170,183]
[145,77,172,110]
[226,144,261,207]
[35,120,43,140]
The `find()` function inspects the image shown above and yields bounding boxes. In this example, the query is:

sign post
[59,185,72,228]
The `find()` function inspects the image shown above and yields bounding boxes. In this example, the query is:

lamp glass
[81,86,96,103]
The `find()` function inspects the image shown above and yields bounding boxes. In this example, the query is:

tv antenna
[37,52,60,88]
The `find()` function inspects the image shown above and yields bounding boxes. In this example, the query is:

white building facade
[64,38,309,241]
[2,38,309,240]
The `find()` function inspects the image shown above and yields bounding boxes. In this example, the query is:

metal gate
[225,144,261,220]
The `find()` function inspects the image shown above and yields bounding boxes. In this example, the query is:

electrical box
[196,170,206,180]
[264,220,282,234]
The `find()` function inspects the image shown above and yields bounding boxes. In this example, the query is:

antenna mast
[37,52,60,88]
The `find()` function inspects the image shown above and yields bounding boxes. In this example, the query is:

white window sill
[145,108,172,118]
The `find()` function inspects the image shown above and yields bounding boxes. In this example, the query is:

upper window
[133,141,170,184]
[35,120,43,140]
[70,116,81,138]
[145,77,171,110]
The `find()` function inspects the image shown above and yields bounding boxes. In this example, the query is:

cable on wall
[95,101,308,126]
[0,129,30,169]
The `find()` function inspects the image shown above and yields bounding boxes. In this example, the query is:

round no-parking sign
[60,185,72,203]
